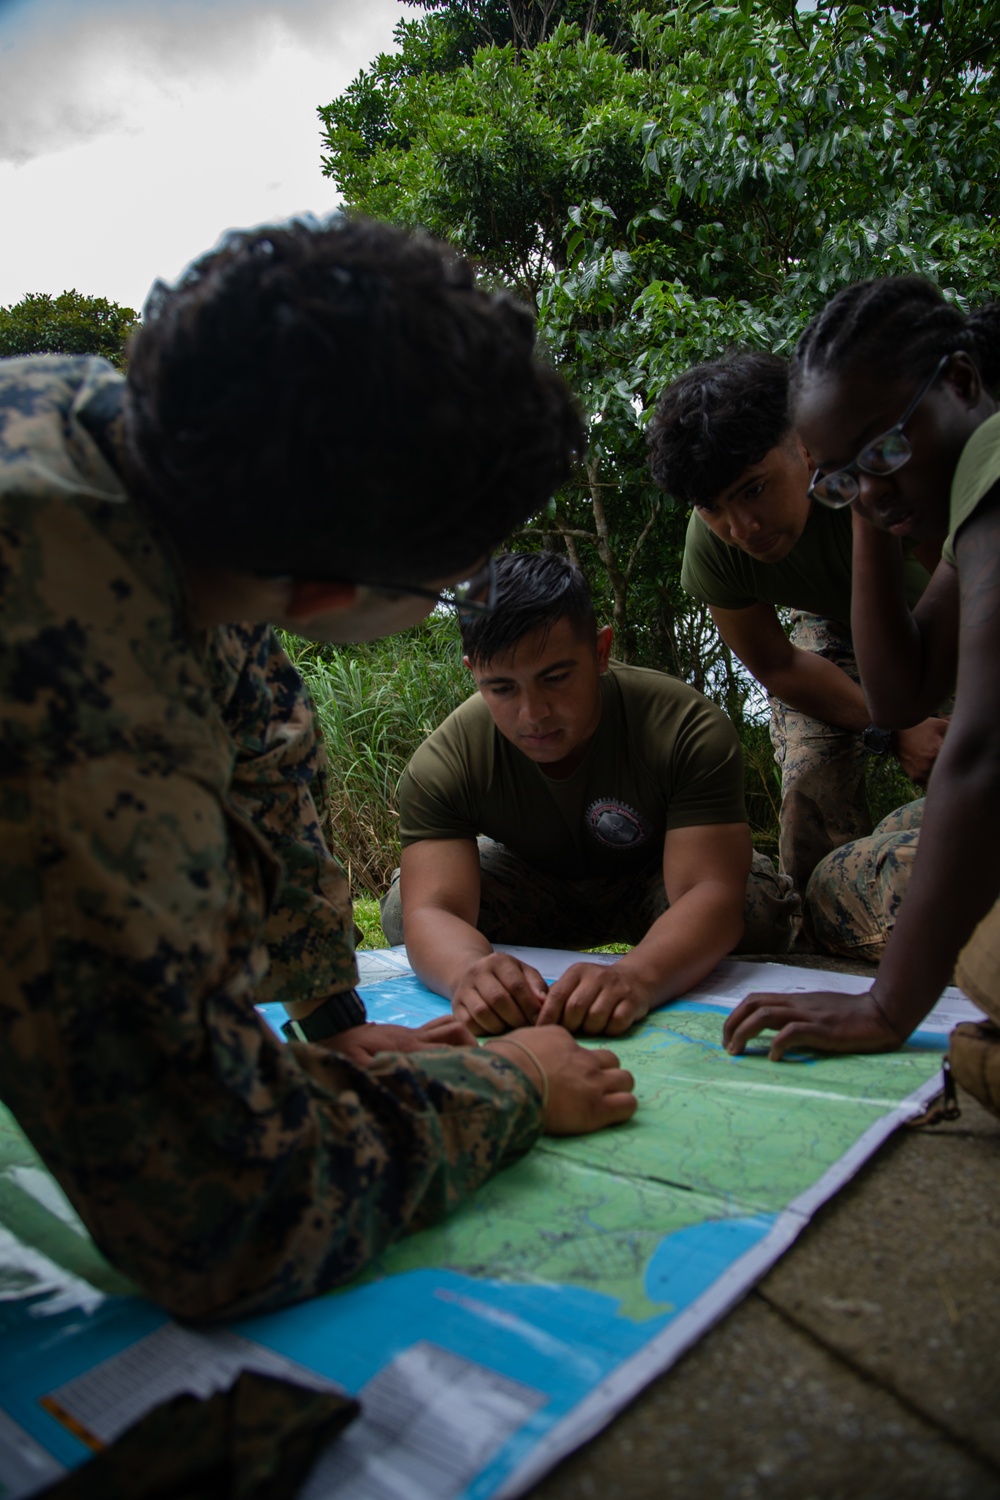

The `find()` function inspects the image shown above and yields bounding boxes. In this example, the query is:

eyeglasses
[363,557,497,616]
[807,353,951,509]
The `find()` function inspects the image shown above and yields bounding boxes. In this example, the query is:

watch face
[862,725,892,756]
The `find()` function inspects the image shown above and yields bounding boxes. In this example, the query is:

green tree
[0,290,139,370]
[320,1,1000,689]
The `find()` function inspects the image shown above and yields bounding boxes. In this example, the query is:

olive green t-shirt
[681,503,930,621]
[943,411,1000,565]
[398,663,746,879]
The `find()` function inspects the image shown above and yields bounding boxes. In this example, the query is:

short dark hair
[791,275,1000,402]
[647,350,790,505]
[460,551,596,665]
[124,216,585,582]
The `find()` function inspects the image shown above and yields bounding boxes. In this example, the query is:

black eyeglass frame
[361,556,497,617]
[807,353,952,509]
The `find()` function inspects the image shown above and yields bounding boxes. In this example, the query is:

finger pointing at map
[723,988,904,1060]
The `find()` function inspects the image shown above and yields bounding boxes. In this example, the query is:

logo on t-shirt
[584,798,652,851]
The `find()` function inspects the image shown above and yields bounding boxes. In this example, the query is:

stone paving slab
[760,1098,1000,1467]
[529,1294,1000,1500]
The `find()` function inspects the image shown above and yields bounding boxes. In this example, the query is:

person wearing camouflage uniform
[648,351,947,908]
[382,553,798,1040]
[767,611,872,895]
[0,218,637,1328]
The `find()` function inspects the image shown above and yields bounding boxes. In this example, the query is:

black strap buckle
[906,1057,961,1128]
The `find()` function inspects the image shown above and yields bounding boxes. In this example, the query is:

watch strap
[282,989,367,1043]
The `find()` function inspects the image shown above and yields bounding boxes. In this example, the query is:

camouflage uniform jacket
[0,356,542,1321]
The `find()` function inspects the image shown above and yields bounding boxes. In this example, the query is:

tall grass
[284,616,472,895]
[285,619,921,898]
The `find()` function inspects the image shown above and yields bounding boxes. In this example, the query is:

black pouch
[42,1369,359,1500]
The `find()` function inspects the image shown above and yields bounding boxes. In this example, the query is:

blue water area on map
[236,1267,652,1395]
[643,1213,776,1305]
[232,1205,780,1499]
[233,1262,684,1499]
[0,1297,168,1467]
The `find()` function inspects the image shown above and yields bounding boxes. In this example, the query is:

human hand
[894,717,949,787]
[451,953,549,1036]
[722,988,904,1061]
[485,1026,637,1135]
[328,1015,478,1066]
[536,962,653,1036]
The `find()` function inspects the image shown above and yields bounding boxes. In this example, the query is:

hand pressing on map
[535,963,653,1037]
[485,1026,637,1134]
[451,953,549,1035]
[330,1015,479,1066]
[723,988,905,1061]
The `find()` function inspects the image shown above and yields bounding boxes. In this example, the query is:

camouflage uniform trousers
[769,611,872,896]
[806,794,1000,1022]
[382,837,800,955]
[806,799,923,963]
[808,800,1000,1114]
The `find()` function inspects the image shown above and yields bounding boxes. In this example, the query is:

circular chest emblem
[584,798,652,850]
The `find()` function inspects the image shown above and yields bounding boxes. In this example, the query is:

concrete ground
[528,957,1000,1500]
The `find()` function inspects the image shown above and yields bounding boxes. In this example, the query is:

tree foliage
[320,0,1000,698]
[0,290,139,370]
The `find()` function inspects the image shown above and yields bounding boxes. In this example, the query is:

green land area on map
[365,1006,943,1321]
[0,1006,942,1324]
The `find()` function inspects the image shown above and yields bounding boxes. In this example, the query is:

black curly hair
[647,350,790,506]
[791,276,1000,404]
[124,216,585,583]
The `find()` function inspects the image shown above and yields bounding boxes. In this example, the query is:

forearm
[5,991,541,1322]
[851,516,947,725]
[404,904,495,1000]
[870,735,1000,1032]
[760,648,870,733]
[615,883,745,1008]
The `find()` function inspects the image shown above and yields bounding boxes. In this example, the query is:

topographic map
[0,954,979,1500]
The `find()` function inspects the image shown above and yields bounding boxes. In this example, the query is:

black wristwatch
[282,989,367,1043]
[861,724,893,757]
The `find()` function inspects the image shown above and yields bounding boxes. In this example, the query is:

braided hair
[791,277,1000,405]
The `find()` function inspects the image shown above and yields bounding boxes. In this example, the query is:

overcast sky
[0,0,402,313]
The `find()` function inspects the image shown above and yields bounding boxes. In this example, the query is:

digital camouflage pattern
[808,797,1000,1111]
[768,611,872,895]
[806,800,923,962]
[203,621,359,1009]
[0,355,543,1321]
[382,837,799,954]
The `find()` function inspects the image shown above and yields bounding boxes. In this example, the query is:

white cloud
[0,0,402,309]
